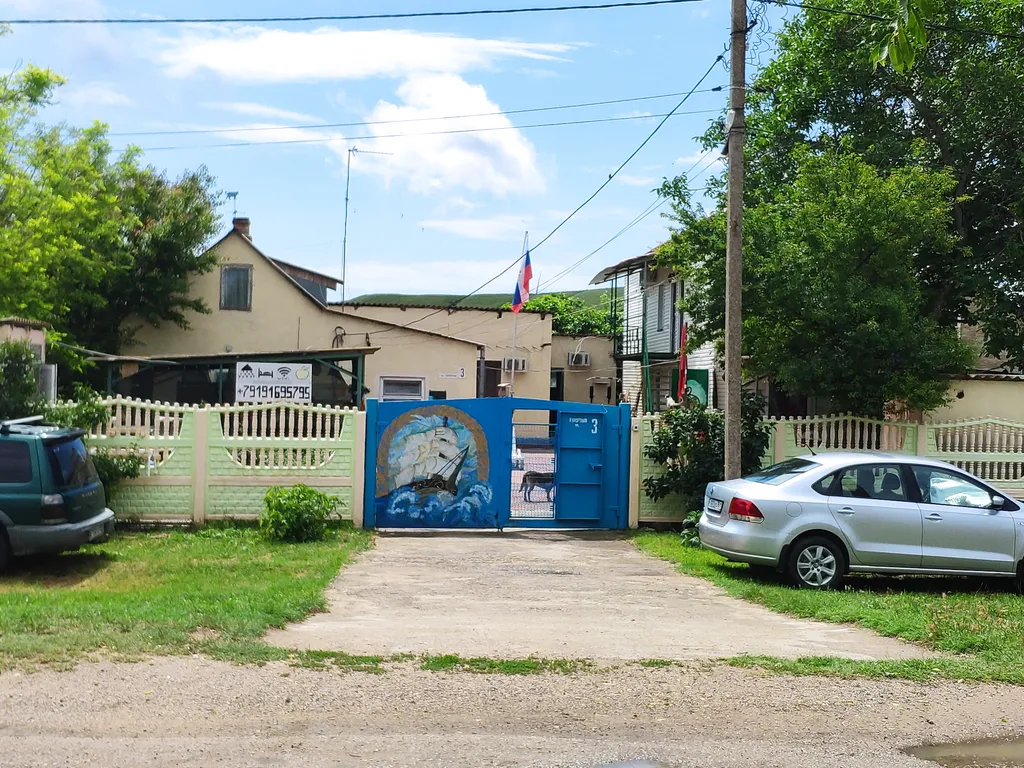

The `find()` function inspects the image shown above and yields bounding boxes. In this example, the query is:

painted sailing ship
[389,417,470,497]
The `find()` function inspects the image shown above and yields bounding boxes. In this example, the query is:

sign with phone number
[237,384,312,402]
[235,362,313,403]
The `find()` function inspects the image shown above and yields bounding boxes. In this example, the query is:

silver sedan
[698,452,1024,589]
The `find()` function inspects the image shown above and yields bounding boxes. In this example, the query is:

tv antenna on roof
[226,191,239,217]
[342,146,391,303]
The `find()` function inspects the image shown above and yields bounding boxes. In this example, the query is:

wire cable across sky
[0,0,710,25]
[360,53,726,335]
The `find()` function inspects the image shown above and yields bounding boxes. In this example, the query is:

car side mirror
[991,495,1005,510]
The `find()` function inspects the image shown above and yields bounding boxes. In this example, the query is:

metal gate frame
[363,397,631,530]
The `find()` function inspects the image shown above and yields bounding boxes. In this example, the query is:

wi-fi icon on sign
[277,366,292,379]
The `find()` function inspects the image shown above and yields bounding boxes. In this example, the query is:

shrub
[260,484,339,543]
[642,392,772,520]
[43,384,111,430]
[91,449,145,491]
[0,339,42,420]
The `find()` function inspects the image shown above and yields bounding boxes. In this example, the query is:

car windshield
[47,437,100,489]
[744,458,820,486]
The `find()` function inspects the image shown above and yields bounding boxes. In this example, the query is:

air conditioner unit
[567,352,591,368]
[502,356,528,372]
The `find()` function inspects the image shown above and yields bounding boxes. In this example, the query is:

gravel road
[1,658,1022,767]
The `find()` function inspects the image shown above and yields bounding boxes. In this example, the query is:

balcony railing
[615,328,641,357]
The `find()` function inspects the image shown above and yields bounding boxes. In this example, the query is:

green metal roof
[342,288,618,311]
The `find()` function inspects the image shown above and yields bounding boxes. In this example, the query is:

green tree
[740,0,1024,364]
[504,292,621,336]
[0,40,220,372]
[660,150,975,416]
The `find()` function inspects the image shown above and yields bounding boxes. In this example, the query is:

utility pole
[724,0,747,479]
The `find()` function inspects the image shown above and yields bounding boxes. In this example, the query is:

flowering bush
[642,392,771,521]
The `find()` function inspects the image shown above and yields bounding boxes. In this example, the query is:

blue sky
[1,0,747,300]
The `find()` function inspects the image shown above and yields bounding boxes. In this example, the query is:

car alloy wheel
[788,536,844,589]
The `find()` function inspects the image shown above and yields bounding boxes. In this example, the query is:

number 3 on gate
[591,418,598,434]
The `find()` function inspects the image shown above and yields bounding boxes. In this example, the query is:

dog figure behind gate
[520,471,555,502]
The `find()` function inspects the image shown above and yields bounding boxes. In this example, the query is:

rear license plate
[707,498,724,513]
[88,525,105,542]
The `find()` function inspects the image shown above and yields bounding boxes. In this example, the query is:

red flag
[677,322,687,400]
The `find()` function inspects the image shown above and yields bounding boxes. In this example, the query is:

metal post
[510,310,518,397]
[342,148,354,304]
[724,0,747,480]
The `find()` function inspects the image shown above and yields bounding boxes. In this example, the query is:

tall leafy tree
[0,36,220,368]
[743,0,1024,363]
[661,0,1023,415]
[662,151,974,416]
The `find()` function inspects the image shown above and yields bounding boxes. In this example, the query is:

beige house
[550,335,617,405]
[116,217,624,410]
[118,219,482,405]
[340,300,553,402]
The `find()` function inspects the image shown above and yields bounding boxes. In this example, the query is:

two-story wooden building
[592,247,718,414]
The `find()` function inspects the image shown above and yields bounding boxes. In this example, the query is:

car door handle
[835,507,855,516]
[925,513,943,521]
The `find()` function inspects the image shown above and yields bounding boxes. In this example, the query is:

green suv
[0,416,115,570]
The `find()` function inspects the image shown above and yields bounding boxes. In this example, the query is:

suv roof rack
[0,415,45,435]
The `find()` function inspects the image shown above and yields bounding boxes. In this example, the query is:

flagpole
[510,231,529,398]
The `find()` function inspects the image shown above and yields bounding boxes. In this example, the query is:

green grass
[634,532,1024,684]
[419,654,594,675]
[0,526,371,670]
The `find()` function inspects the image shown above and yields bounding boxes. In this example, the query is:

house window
[380,377,425,401]
[657,283,667,331]
[220,265,252,311]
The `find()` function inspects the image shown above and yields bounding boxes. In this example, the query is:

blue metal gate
[363,398,630,530]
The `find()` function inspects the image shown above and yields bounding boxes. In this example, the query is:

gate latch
[590,462,603,471]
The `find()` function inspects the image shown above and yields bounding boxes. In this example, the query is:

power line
[541,151,722,291]
[0,0,710,25]
[766,1,1024,43]
[109,86,726,138]
[531,54,724,254]
[357,54,725,337]
[123,108,724,153]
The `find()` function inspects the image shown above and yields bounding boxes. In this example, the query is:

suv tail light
[729,497,763,523]
[40,493,68,525]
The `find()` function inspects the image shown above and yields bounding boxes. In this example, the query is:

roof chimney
[233,216,251,241]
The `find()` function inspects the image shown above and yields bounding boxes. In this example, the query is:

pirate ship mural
[376,405,495,528]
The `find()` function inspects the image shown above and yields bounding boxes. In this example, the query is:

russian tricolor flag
[511,250,533,313]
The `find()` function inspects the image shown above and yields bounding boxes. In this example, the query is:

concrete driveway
[267,531,930,661]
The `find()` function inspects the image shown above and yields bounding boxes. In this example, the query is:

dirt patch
[267,531,932,661]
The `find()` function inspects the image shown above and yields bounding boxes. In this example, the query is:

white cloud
[62,82,132,107]
[349,74,544,196]
[154,27,572,82]
[616,174,656,187]
[419,214,533,241]
[203,101,322,123]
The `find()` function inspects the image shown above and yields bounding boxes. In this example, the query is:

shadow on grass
[1,551,114,587]
[714,560,1022,596]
